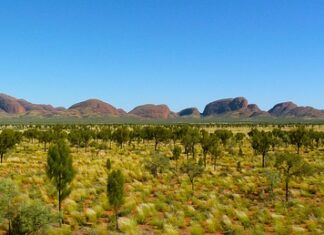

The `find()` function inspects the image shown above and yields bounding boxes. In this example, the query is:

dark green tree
[68,128,82,150]
[214,129,233,147]
[46,140,75,226]
[38,130,54,152]
[209,140,222,170]
[106,158,112,171]
[250,130,272,167]
[0,129,20,163]
[289,127,309,154]
[152,126,170,151]
[23,128,39,143]
[200,130,213,167]
[181,127,200,159]
[107,170,125,231]
[172,145,182,169]
[112,127,129,148]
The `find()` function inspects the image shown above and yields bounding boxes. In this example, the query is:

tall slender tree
[46,140,75,226]
[107,170,125,231]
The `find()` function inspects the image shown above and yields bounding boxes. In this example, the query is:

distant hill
[268,102,324,118]
[178,107,201,118]
[0,93,58,116]
[129,104,173,119]
[68,99,123,117]
[0,93,323,120]
[202,97,267,118]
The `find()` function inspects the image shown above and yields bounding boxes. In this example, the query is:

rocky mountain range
[0,93,323,120]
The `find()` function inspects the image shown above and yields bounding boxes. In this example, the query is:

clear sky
[0,0,323,112]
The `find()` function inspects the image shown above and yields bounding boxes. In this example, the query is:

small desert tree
[250,130,272,167]
[107,169,125,231]
[172,145,182,169]
[152,126,170,151]
[289,127,309,154]
[144,152,170,177]
[209,140,222,170]
[112,126,129,148]
[274,152,313,202]
[200,130,213,167]
[0,129,20,164]
[38,130,54,152]
[47,140,75,226]
[214,129,233,148]
[0,178,20,234]
[180,159,204,193]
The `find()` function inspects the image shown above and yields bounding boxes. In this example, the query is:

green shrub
[190,224,204,235]
[135,203,156,224]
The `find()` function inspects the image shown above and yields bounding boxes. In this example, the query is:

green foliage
[47,139,75,225]
[11,200,53,234]
[180,159,204,192]
[144,152,170,177]
[263,169,280,200]
[152,126,171,151]
[289,127,310,154]
[0,178,20,229]
[275,152,313,201]
[214,129,233,147]
[209,140,222,170]
[0,129,20,163]
[38,130,54,151]
[172,146,182,160]
[106,158,112,171]
[112,126,129,148]
[107,169,125,230]
[249,128,273,167]
[0,124,322,233]
[190,224,204,235]
[181,127,200,158]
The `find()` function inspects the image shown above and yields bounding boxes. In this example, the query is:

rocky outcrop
[68,99,121,116]
[202,97,263,117]
[129,104,171,119]
[268,102,298,116]
[0,93,26,113]
[0,93,323,120]
[178,107,201,117]
[269,102,324,118]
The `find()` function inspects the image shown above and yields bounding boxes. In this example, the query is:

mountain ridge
[0,93,323,120]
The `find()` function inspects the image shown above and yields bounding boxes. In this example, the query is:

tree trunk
[285,179,289,202]
[191,180,194,193]
[192,146,195,158]
[262,153,265,168]
[203,152,207,167]
[59,189,62,227]
[155,141,158,151]
[115,208,119,231]
[0,153,3,164]
[8,220,11,235]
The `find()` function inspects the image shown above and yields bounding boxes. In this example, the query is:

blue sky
[0,0,323,112]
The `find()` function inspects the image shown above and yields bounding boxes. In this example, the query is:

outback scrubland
[0,124,323,234]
